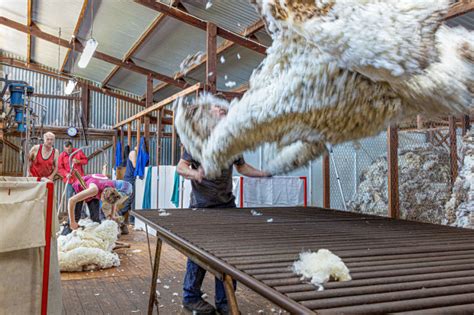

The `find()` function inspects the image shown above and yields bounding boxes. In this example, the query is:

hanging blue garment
[115,140,122,170]
[142,167,152,209]
[134,137,149,179]
[122,144,130,167]
[170,170,180,208]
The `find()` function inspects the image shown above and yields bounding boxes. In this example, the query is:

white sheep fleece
[174,0,473,178]
[57,219,120,272]
[292,249,351,286]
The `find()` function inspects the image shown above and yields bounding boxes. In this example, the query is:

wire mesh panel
[330,134,388,211]
[396,118,452,224]
[345,116,464,225]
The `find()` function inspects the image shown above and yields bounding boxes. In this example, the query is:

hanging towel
[122,144,130,167]
[134,138,149,179]
[142,167,153,209]
[170,170,180,208]
[115,140,122,170]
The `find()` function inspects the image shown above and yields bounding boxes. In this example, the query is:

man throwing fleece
[177,104,270,315]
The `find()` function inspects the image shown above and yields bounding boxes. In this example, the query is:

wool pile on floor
[57,219,120,272]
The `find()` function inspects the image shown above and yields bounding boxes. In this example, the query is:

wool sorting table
[132,207,474,314]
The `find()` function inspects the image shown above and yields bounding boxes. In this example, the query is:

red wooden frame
[36,179,54,315]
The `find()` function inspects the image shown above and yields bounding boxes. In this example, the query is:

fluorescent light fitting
[78,38,98,69]
[65,79,77,95]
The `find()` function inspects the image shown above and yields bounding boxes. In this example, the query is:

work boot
[216,304,241,315]
[120,223,129,235]
[120,213,130,235]
[183,299,216,315]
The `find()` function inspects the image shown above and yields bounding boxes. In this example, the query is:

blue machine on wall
[1,75,35,132]
[8,83,34,132]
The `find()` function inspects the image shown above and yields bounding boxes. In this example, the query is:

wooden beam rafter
[206,22,217,94]
[134,0,267,55]
[60,0,89,72]
[0,56,146,106]
[0,16,187,89]
[114,83,202,129]
[445,1,474,20]
[101,5,174,87]
[26,0,33,63]
[145,19,265,99]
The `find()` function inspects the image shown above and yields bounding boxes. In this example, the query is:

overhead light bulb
[78,38,98,69]
[65,79,77,95]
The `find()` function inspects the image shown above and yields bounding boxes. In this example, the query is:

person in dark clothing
[177,104,270,315]
[119,146,137,235]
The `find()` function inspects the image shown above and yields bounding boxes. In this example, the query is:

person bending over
[63,174,132,235]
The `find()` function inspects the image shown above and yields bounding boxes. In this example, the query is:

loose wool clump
[444,131,474,229]
[174,0,473,178]
[57,219,120,272]
[177,51,205,77]
[292,249,351,287]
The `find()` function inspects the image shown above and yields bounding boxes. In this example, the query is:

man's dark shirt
[182,150,245,208]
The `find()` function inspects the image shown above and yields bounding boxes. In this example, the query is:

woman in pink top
[64,174,132,234]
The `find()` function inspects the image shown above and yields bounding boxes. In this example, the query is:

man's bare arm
[177,159,204,183]
[235,163,270,177]
[48,149,60,180]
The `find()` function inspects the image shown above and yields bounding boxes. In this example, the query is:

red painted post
[299,176,308,207]
[41,181,54,315]
[239,177,244,208]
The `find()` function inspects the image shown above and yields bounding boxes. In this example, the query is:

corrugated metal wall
[3,65,147,129]
[1,65,174,176]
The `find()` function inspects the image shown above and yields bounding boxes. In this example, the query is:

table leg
[223,274,240,315]
[148,237,163,315]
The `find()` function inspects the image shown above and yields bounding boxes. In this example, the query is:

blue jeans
[61,199,101,235]
[183,201,237,308]
[183,259,237,309]
[65,183,75,202]
[119,181,135,224]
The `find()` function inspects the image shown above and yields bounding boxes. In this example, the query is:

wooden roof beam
[0,56,146,106]
[60,0,89,73]
[115,83,202,129]
[26,0,33,63]
[134,0,267,55]
[0,58,175,126]
[445,1,474,20]
[101,0,181,87]
[0,16,188,89]
[144,19,265,100]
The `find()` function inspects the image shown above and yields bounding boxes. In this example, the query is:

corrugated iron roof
[0,0,27,24]
[2,0,471,101]
[31,37,69,70]
[0,26,27,58]
[1,0,265,97]
[179,0,261,33]
[76,0,160,59]
[446,11,474,30]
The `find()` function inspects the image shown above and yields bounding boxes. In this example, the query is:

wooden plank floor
[61,228,285,314]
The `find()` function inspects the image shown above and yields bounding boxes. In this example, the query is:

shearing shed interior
[0,0,473,314]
